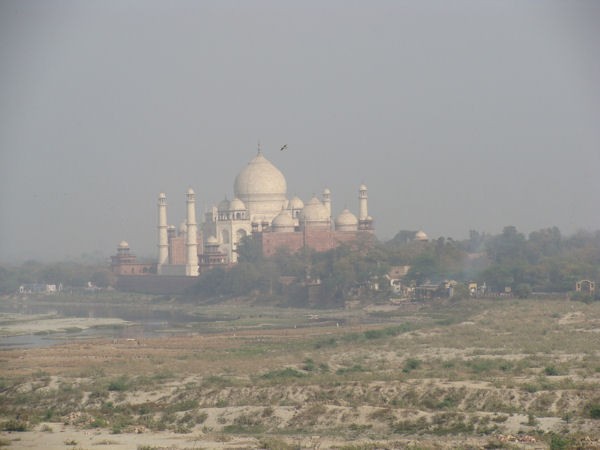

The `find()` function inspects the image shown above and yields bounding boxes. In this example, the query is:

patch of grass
[261,367,306,380]
[587,402,600,419]
[63,326,83,333]
[1,419,28,431]
[88,418,108,428]
[201,375,234,388]
[107,376,129,392]
[258,437,296,450]
[222,413,265,434]
[314,337,337,349]
[93,439,119,445]
[548,433,573,450]
[336,364,365,375]
[402,358,421,373]
[215,399,229,408]
[302,358,316,371]
[167,399,198,412]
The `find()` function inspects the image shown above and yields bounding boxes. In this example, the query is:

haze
[1,0,599,263]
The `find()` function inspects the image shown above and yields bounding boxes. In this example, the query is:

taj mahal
[111,146,374,278]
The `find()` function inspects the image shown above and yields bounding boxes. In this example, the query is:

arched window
[236,229,247,241]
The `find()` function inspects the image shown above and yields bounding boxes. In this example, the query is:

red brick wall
[260,232,304,257]
[169,236,186,264]
[260,229,372,256]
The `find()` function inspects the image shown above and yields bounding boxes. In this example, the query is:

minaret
[185,188,199,276]
[359,184,368,220]
[322,188,331,219]
[157,192,169,273]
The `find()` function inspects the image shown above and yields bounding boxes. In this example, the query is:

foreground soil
[1,297,600,449]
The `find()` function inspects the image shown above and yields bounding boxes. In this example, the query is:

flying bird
[280,144,288,151]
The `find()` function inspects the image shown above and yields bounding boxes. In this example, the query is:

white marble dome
[415,230,428,241]
[233,151,287,221]
[272,209,295,232]
[299,196,330,227]
[206,235,219,245]
[288,195,304,210]
[335,208,358,231]
[229,198,246,211]
[118,240,129,249]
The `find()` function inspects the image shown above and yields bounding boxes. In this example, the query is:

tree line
[189,226,600,303]
[1,226,598,301]
[0,260,114,294]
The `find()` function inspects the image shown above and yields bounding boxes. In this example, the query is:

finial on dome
[257,139,262,155]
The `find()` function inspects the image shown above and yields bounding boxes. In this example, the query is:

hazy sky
[1,0,599,263]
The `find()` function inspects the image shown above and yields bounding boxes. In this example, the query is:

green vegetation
[181,226,600,305]
[0,260,115,293]
[1,226,598,306]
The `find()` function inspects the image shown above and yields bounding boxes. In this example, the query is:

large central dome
[233,150,287,221]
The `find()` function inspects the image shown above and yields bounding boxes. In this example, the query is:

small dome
[359,184,367,191]
[415,230,428,241]
[187,188,195,195]
[206,235,218,245]
[229,198,246,211]
[288,195,304,210]
[367,215,373,221]
[179,221,187,234]
[323,188,331,195]
[118,240,129,248]
[299,196,330,224]
[158,192,166,199]
[271,209,295,231]
[218,198,230,212]
[335,209,358,229]
[167,225,176,230]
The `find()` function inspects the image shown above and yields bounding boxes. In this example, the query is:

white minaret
[322,188,331,219]
[157,192,169,273]
[185,188,199,276]
[359,184,368,220]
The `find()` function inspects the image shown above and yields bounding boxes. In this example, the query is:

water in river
[0,297,198,349]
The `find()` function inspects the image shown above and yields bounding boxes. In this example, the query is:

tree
[91,270,116,288]
[486,226,526,265]
[235,235,263,263]
[514,283,532,299]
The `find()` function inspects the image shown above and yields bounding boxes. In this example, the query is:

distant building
[110,241,154,275]
[112,146,375,277]
[576,280,595,295]
[19,283,62,294]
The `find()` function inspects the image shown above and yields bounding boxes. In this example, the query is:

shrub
[588,402,600,419]
[549,433,572,450]
[107,377,128,392]
[302,358,316,371]
[261,367,306,380]
[402,358,421,373]
[1,419,27,431]
[259,437,296,450]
